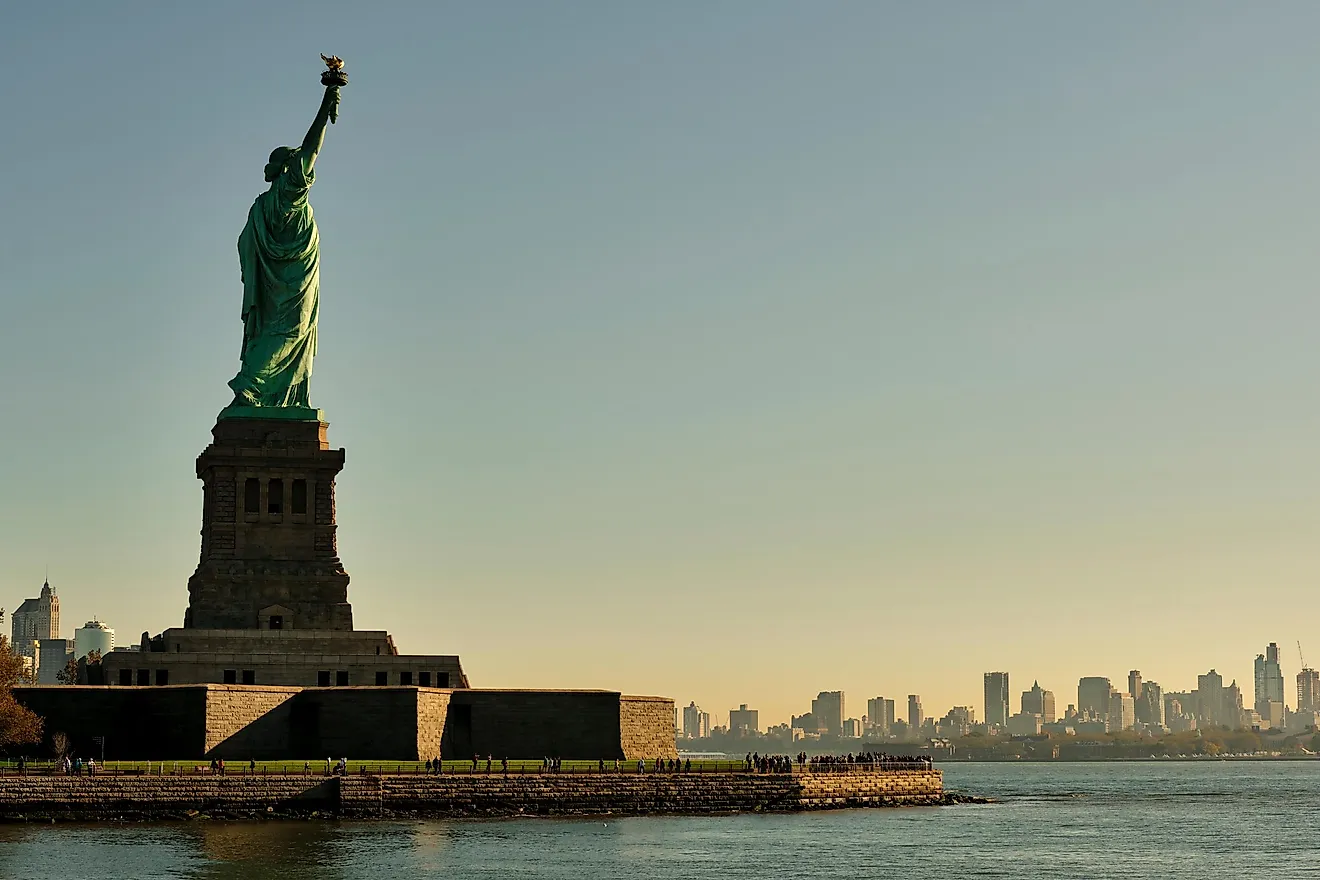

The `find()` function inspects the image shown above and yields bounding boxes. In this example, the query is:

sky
[4,1,1320,729]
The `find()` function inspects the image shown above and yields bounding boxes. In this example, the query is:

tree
[49,732,70,761]
[56,658,79,685]
[0,612,44,750]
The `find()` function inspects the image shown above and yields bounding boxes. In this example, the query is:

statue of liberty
[225,60,345,416]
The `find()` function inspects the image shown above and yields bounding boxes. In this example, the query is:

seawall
[0,770,943,821]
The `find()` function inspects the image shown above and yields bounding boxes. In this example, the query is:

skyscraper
[1298,668,1320,713]
[811,691,845,737]
[1253,643,1285,725]
[867,697,895,735]
[1108,691,1135,732]
[1223,680,1244,730]
[1078,677,1112,721]
[728,704,759,734]
[73,619,115,660]
[908,695,923,732]
[1137,681,1164,727]
[984,672,1010,729]
[1197,670,1225,727]
[1021,681,1056,723]
[35,639,72,685]
[682,701,703,738]
[11,579,60,660]
[1128,670,1142,702]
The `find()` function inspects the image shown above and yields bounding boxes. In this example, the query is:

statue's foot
[231,390,260,407]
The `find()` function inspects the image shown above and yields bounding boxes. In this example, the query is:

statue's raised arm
[300,86,341,173]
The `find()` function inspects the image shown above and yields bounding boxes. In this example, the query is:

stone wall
[0,776,338,819]
[14,686,677,763]
[620,695,678,759]
[204,686,300,758]
[100,633,468,690]
[0,770,943,820]
[796,770,944,807]
[416,689,450,760]
[443,690,627,760]
[289,689,428,760]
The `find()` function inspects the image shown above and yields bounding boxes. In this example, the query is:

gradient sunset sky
[3,2,1320,728]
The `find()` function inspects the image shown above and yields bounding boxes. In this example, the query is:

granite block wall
[204,686,300,758]
[443,690,625,760]
[0,771,943,820]
[14,686,678,763]
[619,695,678,759]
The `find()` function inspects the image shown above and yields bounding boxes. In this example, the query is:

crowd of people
[735,752,933,773]
[805,752,934,771]
[409,752,934,774]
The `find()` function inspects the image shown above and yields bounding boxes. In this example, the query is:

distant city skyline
[675,640,1319,735]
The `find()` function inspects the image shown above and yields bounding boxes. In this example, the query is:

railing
[0,757,934,777]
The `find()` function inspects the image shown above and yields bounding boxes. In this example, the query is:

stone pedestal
[185,417,353,631]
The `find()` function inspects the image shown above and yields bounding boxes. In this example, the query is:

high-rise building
[1078,677,1112,721]
[984,672,1010,729]
[11,579,60,660]
[842,718,863,738]
[908,695,923,732]
[867,697,895,735]
[682,702,703,738]
[1298,668,1320,712]
[1128,670,1142,703]
[1254,643,1285,721]
[1020,681,1056,723]
[811,691,845,737]
[729,704,759,734]
[1197,670,1225,727]
[35,638,72,685]
[1223,680,1244,730]
[1136,681,1164,727]
[790,713,820,734]
[73,619,115,660]
[1108,692,1135,732]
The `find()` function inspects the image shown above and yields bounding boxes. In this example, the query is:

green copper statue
[223,57,346,418]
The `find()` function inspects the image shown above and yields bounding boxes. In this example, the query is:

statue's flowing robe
[228,160,319,407]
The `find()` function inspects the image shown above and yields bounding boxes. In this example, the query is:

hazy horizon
[5,2,1320,727]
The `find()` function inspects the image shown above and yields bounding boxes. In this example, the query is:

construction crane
[1299,641,1308,671]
